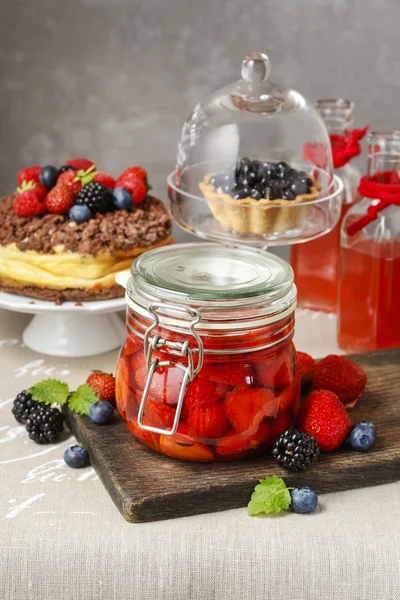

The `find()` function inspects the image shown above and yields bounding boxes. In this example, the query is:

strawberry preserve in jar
[116,243,299,462]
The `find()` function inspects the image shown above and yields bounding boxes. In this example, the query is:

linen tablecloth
[1,307,399,600]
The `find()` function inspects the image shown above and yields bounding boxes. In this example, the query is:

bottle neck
[316,99,354,138]
[367,131,400,177]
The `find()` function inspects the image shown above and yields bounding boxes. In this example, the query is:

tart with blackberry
[199,159,321,235]
[0,159,173,303]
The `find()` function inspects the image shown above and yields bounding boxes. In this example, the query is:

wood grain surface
[64,348,400,523]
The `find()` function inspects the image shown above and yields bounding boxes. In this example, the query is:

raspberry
[12,191,46,217]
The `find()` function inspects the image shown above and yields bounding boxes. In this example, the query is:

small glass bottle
[338,131,400,352]
[291,99,362,312]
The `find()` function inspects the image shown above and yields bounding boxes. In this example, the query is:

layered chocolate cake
[0,159,173,303]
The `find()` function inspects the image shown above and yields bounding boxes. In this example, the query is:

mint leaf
[28,379,70,406]
[248,475,292,516]
[68,384,99,415]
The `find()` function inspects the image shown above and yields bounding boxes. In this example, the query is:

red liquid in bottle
[291,202,353,313]
[338,239,400,352]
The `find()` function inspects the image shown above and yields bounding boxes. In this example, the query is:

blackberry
[12,391,39,424]
[59,165,77,174]
[75,182,114,214]
[272,428,320,472]
[25,405,65,444]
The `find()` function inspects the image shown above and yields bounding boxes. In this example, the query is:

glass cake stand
[0,291,126,357]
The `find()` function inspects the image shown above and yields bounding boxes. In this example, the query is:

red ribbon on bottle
[346,171,400,235]
[330,126,369,168]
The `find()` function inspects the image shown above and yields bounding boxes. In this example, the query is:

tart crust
[199,174,322,235]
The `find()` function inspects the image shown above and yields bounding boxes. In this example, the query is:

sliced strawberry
[134,365,184,406]
[159,424,214,462]
[182,377,230,415]
[200,362,254,387]
[126,418,160,452]
[274,384,299,413]
[185,400,229,439]
[225,387,278,435]
[254,352,292,388]
[142,399,176,429]
[215,421,273,459]
[115,355,132,419]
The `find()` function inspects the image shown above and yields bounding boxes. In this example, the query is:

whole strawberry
[93,172,116,188]
[114,177,147,205]
[65,158,95,171]
[17,165,42,186]
[295,389,352,452]
[297,351,316,388]
[12,191,46,217]
[313,355,367,408]
[87,371,116,404]
[118,165,147,183]
[57,170,82,194]
[45,182,75,214]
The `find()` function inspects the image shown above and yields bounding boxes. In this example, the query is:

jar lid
[131,242,293,303]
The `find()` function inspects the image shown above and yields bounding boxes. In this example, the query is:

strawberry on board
[313,354,367,408]
[17,165,42,186]
[225,387,278,435]
[185,400,229,439]
[297,351,316,388]
[159,424,214,462]
[296,389,352,452]
[87,371,116,403]
[200,362,254,387]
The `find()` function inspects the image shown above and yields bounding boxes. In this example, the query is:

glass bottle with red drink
[338,131,400,352]
[291,99,367,312]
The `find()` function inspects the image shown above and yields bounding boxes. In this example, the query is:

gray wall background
[1,0,399,256]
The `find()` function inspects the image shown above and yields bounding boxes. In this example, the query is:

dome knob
[241,52,271,83]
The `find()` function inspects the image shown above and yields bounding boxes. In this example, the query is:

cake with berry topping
[199,159,321,235]
[0,158,173,303]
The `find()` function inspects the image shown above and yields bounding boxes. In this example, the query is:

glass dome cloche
[168,52,344,246]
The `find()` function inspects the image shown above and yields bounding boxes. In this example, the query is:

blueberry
[89,401,114,424]
[349,421,376,451]
[64,445,89,469]
[39,165,59,190]
[269,182,283,199]
[250,188,262,200]
[290,487,318,514]
[112,187,133,211]
[69,204,93,223]
[282,188,296,200]
[209,175,218,187]
[306,177,314,188]
[276,162,289,179]
[290,179,309,196]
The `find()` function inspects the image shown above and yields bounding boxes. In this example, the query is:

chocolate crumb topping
[0,194,172,256]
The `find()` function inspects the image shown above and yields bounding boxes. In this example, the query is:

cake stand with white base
[0,291,126,357]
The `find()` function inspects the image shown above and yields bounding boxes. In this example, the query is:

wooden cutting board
[65,348,400,523]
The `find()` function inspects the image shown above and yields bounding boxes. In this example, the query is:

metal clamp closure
[137,303,203,436]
